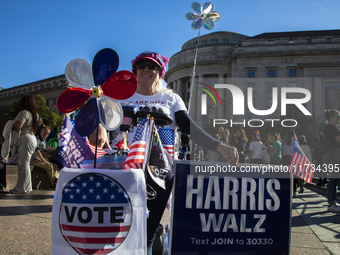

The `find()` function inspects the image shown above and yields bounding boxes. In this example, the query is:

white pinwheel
[185,2,221,30]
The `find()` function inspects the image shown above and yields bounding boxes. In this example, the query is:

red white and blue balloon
[185,2,221,30]
[57,49,137,137]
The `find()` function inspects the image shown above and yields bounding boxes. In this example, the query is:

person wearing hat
[323,109,340,213]
[281,129,299,196]
[118,51,239,253]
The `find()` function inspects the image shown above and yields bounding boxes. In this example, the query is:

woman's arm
[12,121,24,131]
[175,110,238,165]
[34,150,52,166]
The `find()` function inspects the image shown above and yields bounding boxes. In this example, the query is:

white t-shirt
[119,91,187,128]
[249,141,263,159]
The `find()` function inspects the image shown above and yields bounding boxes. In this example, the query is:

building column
[313,78,323,124]
[217,74,225,119]
[177,79,183,98]
[189,76,198,120]
[196,75,204,125]
[173,80,177,93]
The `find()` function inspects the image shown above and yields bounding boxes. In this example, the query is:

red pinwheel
[57,48,137,137]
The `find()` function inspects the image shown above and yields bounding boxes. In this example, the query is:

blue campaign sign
[170,161,292,255]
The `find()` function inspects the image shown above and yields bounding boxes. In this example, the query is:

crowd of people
[201,111,340,213]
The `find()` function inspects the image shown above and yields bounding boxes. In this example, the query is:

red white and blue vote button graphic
[59,173,133,255]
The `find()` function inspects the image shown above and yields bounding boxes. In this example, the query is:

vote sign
[52,168,146,255]
[170,161,292,255]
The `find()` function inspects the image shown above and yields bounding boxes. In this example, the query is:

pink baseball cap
[131,51,169,79]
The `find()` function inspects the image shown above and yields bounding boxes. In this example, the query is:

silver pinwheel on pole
[185,2,221,114]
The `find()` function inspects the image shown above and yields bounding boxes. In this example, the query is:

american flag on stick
[290,139,315,183]
[158,128,175,158]
[123,117,149,170]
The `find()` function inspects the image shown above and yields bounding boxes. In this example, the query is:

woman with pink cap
[125,51,238,164]
[119,51,239,253]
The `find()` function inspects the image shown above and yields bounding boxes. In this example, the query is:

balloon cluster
[57,49,137,137]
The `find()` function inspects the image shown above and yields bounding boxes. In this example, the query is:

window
[222,39,229,43]
[307,39,312,44]
[247,70,255,78]
[289,40,294,44]
[268,69,276,78]
[201,40,208,45]
[325,83,340,109]
[289,83,297,87]
[211,39,218,44]
[268,83,276,94]
[327,38,332,43]
[268,41,274,45]
[46,99,50,107]
[288,69,297,77]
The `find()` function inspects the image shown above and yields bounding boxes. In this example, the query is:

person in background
[30,126,59,187]
[298,135,312,193]
[46,130,60,159]
[0,137,9,194]
[313,132,326,187]
[10,95,39,194]
[218,129,230,162]
[229,133,238,148]
[46,130,64,170]
[322,109,340,213]
[235,128,248,163]
[247,131,263,164]
[271,132,282,165]
[264,133,273,159]
[281,129,299,196]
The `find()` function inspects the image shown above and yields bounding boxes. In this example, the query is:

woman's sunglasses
[136,62,159,71]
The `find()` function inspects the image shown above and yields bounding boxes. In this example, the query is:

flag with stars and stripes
[158,128,175,158]
[55,116,95,168]
[290,139,315,183]
[123,117,149,170]
[52,168,146,255]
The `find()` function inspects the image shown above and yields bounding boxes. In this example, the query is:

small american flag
[59,173,132,254]
[123,117,149,170]
[290,139,315,183]
[86,138,107,158]
[158,128,175,158]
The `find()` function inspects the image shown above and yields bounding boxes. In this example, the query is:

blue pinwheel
[185,2,221,30]
[57,49,137,137]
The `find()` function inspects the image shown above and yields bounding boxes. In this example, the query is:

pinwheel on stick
[185,2,221,114]
[57,48,137,166]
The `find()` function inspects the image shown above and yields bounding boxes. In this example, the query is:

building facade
[164,30,340,130]
[0,75,71,114]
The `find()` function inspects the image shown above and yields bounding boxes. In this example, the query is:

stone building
[164,30,340,130]
[0,75,71,114]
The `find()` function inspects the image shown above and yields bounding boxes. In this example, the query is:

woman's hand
[216,143,239,166]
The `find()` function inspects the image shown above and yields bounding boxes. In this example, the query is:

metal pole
[187,28,202,115]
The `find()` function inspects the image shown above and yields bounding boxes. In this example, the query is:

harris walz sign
[170,161,292,255]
